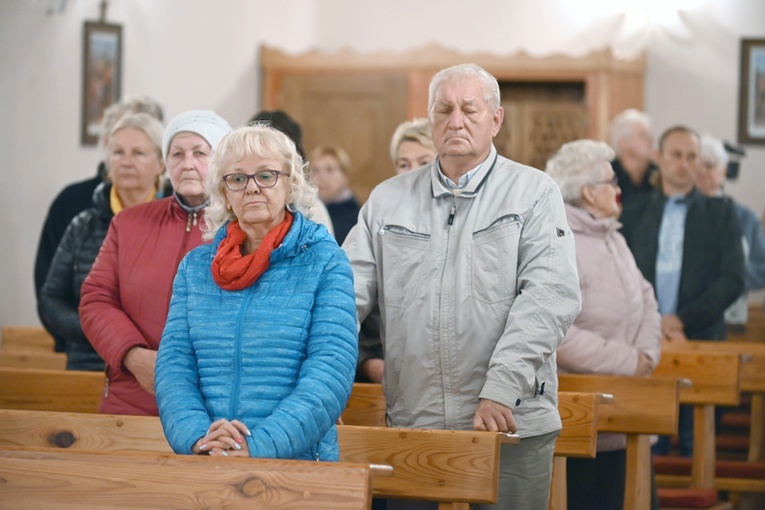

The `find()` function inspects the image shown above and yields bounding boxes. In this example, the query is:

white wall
[1,0,764,328]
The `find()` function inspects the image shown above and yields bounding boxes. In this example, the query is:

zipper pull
[448,203,456,226]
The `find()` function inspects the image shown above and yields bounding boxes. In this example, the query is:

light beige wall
[1,0,764,328]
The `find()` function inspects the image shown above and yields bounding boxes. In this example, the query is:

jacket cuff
[479,379,522,411]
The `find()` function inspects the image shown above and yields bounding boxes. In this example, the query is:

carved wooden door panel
[281,74,408,203]
[496,102,589,171]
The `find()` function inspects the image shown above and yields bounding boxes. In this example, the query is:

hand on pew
[193,418,251,457]
[662,314,688,342]
[473,398,518,433]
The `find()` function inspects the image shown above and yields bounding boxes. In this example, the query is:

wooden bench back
[0,408,503,507]
[0,352,66,370]
[661,340,765,393]
[559,374,680,435]
[341,382,386,427]
[341,383,600,458]
[652,350,742,406]
[338,425,509,504]
[0,448,373,509]
[661,341,765,465]
[0,409,170,452]
[1,325,55,353]
[0,367,104,413]
[559,374,684,510]
[652,348,743,490]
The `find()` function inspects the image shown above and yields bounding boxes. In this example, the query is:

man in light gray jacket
[343,63,581,510]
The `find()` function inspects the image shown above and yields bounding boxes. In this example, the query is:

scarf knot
[211,212,294,290]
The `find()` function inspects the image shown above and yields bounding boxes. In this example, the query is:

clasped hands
[191,418,251,457]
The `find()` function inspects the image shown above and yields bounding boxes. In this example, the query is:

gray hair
[109,112,165,159]
[609,108,651,152]
[389,118,435,163]
[545,140,616,205]
[100,95,164,149]
[700,135,729,167]
[428,64,501,116]
[203,124,318,241]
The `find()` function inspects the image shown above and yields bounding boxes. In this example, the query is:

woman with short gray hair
[546,139,662,510]
[40,113,167,371]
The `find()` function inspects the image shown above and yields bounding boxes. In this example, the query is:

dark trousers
[567,449,659,510]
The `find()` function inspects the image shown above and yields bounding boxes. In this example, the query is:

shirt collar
[431,145,498,198]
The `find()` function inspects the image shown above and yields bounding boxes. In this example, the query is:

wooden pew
[0,408,170,452]
[0,367,104,413]
[661,341,765,463]
[727,306,765,344]
[341,382,386,427]
[548,391,611,510]
[342,384,602,458]
[344,393,600,510]
[559,374,683,510]
[1,325,55,353]
[342,383,603,509]
[0,352,66,370]
[0,448,375,509]
[0,408,512,510]
[338,425,517,508]
[651,349,742,510]
[658,341,765,508]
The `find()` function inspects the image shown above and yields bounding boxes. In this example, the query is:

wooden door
[495,81,589,170]
[281,74,408,203]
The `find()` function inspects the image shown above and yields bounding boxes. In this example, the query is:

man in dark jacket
[620,125,745,456]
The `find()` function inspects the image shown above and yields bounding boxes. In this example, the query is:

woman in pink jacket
[546,140,662,510]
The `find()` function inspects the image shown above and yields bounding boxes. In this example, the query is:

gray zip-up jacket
[343,146,581,437]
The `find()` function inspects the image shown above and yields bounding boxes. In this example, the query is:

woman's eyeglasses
[223,171,286,191]
[590,176,619,188]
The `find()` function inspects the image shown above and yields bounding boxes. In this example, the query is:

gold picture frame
[738,38,765,145]
[81,21,122,146]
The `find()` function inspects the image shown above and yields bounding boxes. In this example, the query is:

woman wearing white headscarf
[80,110,232,416]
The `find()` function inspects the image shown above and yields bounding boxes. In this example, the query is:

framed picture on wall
[81,21,122,146]
[738,38,765,145]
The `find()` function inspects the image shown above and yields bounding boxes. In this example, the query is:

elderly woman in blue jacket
[155,124,358,461]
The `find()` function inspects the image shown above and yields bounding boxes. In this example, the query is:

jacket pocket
[471,214,521,304]
[379,224,430,308]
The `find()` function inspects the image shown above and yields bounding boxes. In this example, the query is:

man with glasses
[620,125,745,456]
[343,64,581,510]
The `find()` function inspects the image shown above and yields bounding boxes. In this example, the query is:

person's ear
[581,185,595,206]
[491,107,505,137]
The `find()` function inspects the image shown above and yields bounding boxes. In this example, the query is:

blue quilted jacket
[155,212,358,461]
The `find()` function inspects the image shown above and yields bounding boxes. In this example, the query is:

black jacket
[619,189,745,340]
[38,182,113,370]
[34,163,105,351]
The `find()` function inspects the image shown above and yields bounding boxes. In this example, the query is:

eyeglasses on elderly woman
[589,176,618,188]
[223,170,287,191]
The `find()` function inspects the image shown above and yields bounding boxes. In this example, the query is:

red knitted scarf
[211,212,293,290]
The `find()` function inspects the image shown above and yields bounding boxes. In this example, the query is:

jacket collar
[430,145,498,200]
[211,211,311,263]
[565,203,620,237]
